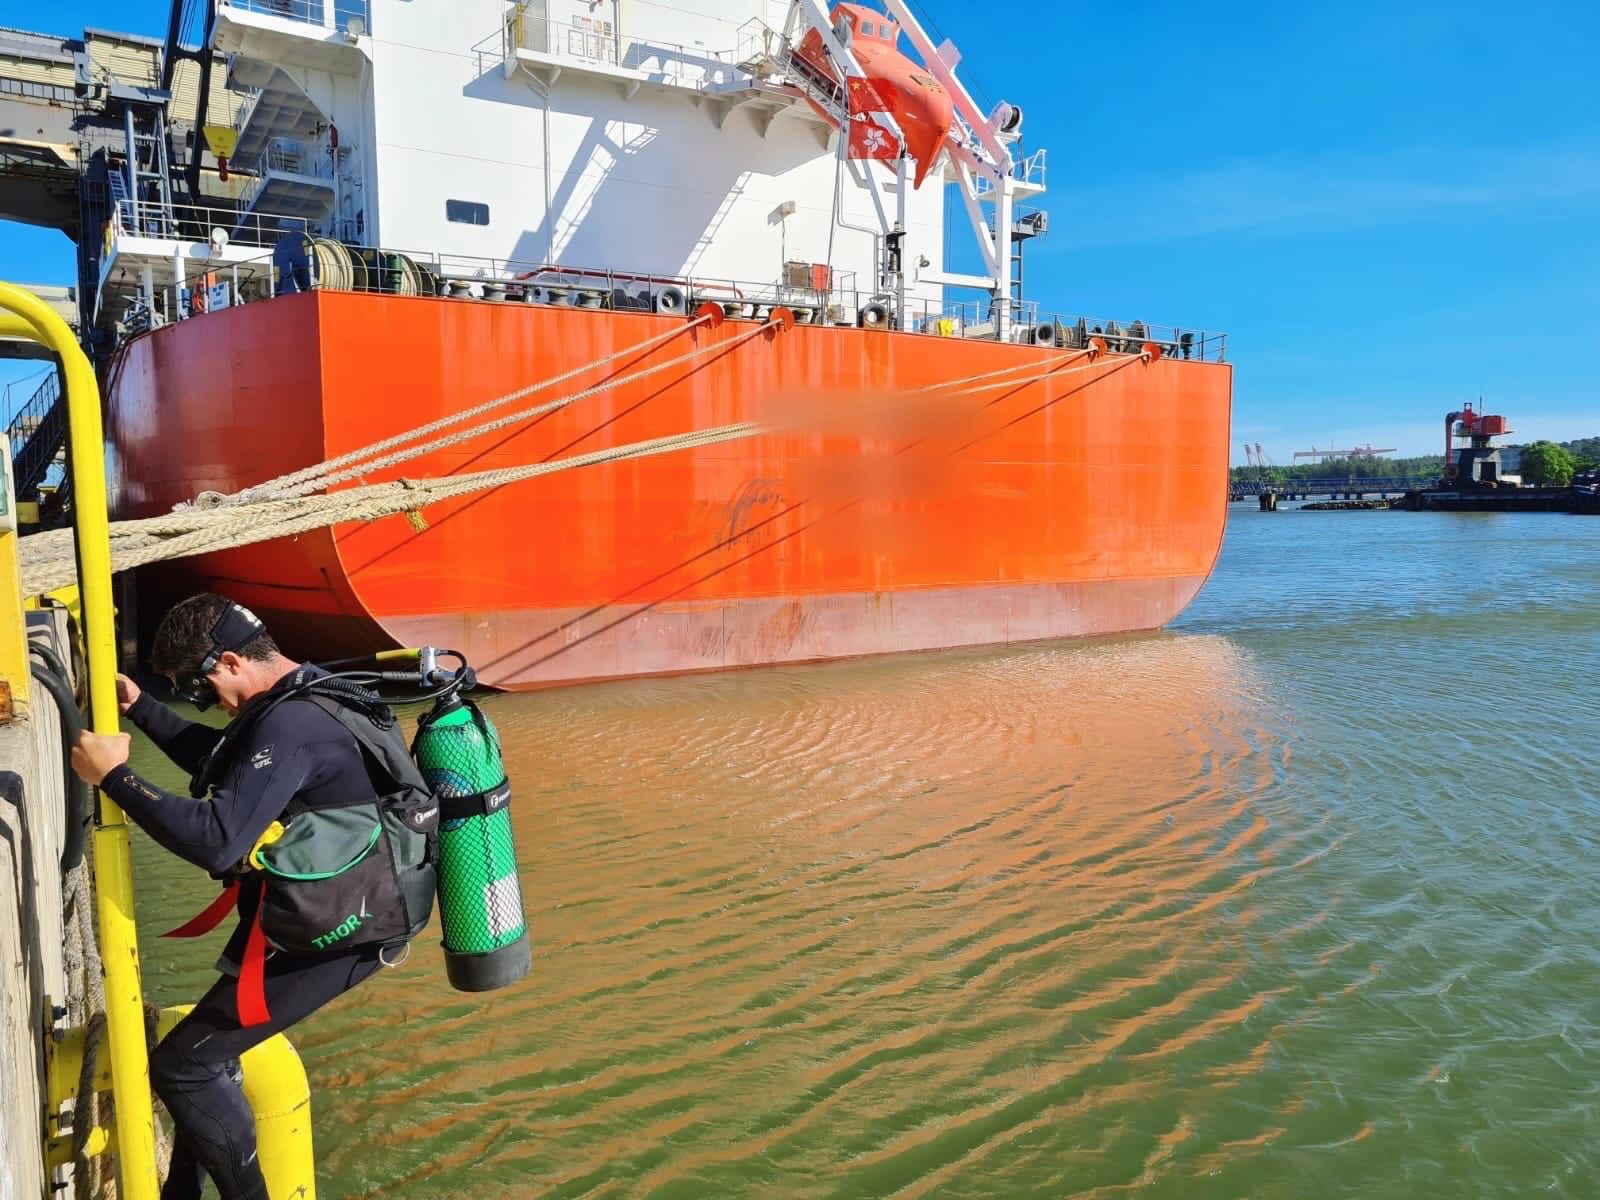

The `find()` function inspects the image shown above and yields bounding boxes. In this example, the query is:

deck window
[446,199,490,226]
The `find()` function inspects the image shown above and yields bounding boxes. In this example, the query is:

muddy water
[132,509,1600,1197]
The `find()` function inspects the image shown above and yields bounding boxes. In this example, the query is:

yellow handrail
[0,283,160,1200]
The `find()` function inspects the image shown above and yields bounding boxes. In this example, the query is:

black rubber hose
[27,637,71,685]
[28,658,89,872]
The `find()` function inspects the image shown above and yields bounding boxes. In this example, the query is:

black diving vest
[195,674,439,954]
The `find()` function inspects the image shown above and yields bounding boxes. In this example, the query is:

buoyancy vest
[165,675,438,1025]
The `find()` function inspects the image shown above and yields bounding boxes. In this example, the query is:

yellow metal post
[0,282,160,1200]
[1,443,30,712]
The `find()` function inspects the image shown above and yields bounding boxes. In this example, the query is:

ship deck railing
[221,0,371,36]
[498,8,846,118]
[110,198,311,250]
[501,11,745,93]
[126,242,1229,363]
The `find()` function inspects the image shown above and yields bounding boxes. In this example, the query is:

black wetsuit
[103,667,384,1200]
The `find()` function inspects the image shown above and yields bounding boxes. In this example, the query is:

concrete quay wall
[1,611,75,1200]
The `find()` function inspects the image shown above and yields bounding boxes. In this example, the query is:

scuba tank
[413,686,532,992]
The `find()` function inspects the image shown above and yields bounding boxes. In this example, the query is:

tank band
[439,779,511,821]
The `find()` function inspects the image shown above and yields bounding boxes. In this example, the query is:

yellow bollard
[234,1023,318,1198]
[46,1007,317,1199]
[158,1006,318,1200]
[0,282,159,1199]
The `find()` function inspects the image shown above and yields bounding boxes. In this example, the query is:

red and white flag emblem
[847,117,899,162]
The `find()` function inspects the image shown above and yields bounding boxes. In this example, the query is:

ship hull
[107,291,1231,688]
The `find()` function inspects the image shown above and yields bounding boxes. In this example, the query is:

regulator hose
[27,652,89,872]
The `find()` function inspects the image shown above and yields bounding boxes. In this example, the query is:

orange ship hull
[107,292,1231,688]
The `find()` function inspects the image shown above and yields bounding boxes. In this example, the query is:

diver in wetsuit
[70,593,420,1200]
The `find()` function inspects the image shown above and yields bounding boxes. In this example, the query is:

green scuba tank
[412,693,532,991]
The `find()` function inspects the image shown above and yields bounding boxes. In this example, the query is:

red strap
[162,882,241,938]
[236,901,271,1028]
[159,881,271,1026]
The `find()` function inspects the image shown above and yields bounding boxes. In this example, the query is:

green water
[129,508,1600,1198]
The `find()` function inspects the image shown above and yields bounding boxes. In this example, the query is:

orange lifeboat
[796,4,955,187]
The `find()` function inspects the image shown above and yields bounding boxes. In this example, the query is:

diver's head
[151,593,291,715]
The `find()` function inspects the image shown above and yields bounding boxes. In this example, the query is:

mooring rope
[63,842,174,1196]
[236,312,717,501]
[227,333,1093,507]
[17,344,1150,596]
[20,420,768,594]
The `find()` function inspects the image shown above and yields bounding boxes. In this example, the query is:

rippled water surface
[132,509,1600,1198]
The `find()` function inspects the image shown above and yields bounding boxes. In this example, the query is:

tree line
[1231,437,1598,487]
[1230,455,1443,484]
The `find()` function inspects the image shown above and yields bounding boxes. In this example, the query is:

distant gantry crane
[1292,444,1398,462]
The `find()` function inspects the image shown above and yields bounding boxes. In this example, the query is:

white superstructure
[100,0,1050,337]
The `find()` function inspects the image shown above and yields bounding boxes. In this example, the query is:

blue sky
[2,0,1596,459]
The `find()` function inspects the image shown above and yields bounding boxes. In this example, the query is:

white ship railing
[132,241,1227,362]
[265,139,315,175]
[501,6,748,93]
[230,86,265,146]
[734,19,845,115]
[234,138,334,218]
[123,245,279,332]
[974,149,1046,196]
[497,9,844,115]
[220,0,371,36]
[109,199,311,249]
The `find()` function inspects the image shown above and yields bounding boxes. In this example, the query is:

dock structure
[1,443,80,1197]
[1229,476,1434,503]
[1392,487,1595,513]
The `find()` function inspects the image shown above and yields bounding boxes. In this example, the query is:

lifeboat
[797,4,955,187]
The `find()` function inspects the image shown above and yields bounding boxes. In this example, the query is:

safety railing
[219,0,371,35]
[5,369,60,464]
[733,18,845,112]
[1032,314,1227,362]
[263,138,317,177]
[230,85,265,144]
[1,370,45,439]
[972,148,1048,196]
[134,239,1229,361]
[234,139,333,216]
[1,281,321,1200]
[502,8,744,91]
[130,246,280,331]
[0,281,160,1200]
[108,198,311,250]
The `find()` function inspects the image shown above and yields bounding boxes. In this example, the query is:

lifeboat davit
[797,4,955,187]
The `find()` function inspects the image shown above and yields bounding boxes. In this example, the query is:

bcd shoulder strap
[305,691,430,798]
